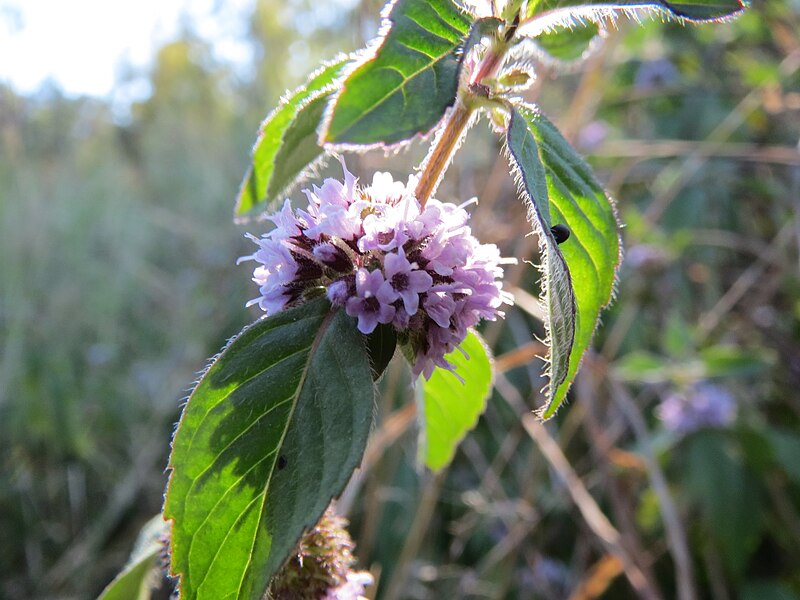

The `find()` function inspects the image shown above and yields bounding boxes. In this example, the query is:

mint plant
[101,1,747,598]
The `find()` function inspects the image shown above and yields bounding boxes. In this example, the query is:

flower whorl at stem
[239,160,514,379]
[267,508,372,600]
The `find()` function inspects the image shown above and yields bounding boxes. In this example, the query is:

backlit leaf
[419,331,493,471]
[97,516,167,600]
[534,21,601,62]
[164,298,374,600]
[235,57,350,219]
[506,104,620,419]
[323,0,472,147]
[522,0,746,38]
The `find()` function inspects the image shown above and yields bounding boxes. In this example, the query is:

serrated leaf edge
[503,122,577,407]
[319,0,475,153]
[164,302,357,599]
[417,329,495,472]
[516,22,608,70]
[234,55,352,222]
[518,2,745,40]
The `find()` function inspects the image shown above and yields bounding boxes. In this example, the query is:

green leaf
[419,331,493,471]
[684,431,762,576]
[323,0,472,147]
[613,351,671,383]
[699,345,772,377]
[524,0,746,23]
[365,323,397,381]
[506,104,619,419]
[164,298,374,600]
[767,428,800,484]
[741,581,800,600]
[534,21,600,62]
[97,516,167,600]
[235,57,350,219]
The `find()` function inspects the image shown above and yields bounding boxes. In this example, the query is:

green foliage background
[1,1,799,598]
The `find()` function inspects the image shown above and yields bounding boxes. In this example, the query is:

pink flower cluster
[239,161,513,378]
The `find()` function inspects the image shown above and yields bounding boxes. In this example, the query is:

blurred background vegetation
[1,0,799,598]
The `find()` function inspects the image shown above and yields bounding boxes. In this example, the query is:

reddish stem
[414,37,509,208]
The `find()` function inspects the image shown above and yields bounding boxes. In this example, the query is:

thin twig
[578,374,663,596]
[381,470,446,600]
[521,414,662,600]
[594,139,800,167]
[643,49,800,226]
[567,554,624,600]
[612,383,698,600]
[697,222,794,338]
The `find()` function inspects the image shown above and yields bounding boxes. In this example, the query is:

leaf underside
[525,0,746,22]
[235,58,350,219]
[534,21,600,62]
[506,104,620,419]
[97,516,168,600]
[419,330,493,471]
[323,0,472,146]
[164,298,374,600]
[97,549,159,600]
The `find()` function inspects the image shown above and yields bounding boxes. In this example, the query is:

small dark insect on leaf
[277,455,288,470]
[551,224,570,245]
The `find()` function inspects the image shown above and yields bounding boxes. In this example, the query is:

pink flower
[381,251,433,315]
[240,161,513,379]
[322,571,373,600]
[345,268,396,334]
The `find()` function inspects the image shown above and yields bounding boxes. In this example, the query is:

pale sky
[0,0,256,98]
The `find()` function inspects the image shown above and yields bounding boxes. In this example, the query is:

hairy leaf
[522,0,746,37]
[235,58,349,219]
[506,104,619,419]
[419,331,493,471]
[534,21,600,62]
[323,0,472,147]
[164,298,374,600]
[97,516,167,600]
[365,323,397,381]
[462,16,504,57]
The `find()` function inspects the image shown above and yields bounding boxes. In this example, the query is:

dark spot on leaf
[551,224,570,245]
[278,455,288,470]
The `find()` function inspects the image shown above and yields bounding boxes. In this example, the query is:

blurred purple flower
[657,383,736,435]
[624,243,670,272]
[576,120,608,152]
[635,58,680,91]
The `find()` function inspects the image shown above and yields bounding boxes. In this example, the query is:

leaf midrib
[178,306,335,599]
[232,308,336,600]
[329,4,466,140]
[335,53,453,140]
[178,312,323,476]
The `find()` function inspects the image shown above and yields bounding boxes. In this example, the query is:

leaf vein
[182,336,316,465]
[235,309,337,599]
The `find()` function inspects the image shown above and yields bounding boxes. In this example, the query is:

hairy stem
[414,19,516,207]
[414,101,475,207]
